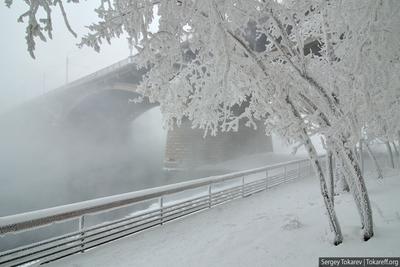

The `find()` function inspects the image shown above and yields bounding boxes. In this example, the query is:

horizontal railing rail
[0,157,318,266]
[59,55,137,90]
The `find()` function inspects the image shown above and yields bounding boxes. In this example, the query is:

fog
[0,2,173,217]
[0,2,298,252]
[0,90,229,218]
[0,3,177,251]
[0,90,229,250]
[0,100,160,215]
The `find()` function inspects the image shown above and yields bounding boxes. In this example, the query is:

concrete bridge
[6,55,272,170]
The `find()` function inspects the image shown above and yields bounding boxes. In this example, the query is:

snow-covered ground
[51,164,400,267]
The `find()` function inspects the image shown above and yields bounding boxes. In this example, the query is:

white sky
[0,2,132,113]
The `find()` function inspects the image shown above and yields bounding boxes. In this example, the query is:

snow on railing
[0,157,316,266]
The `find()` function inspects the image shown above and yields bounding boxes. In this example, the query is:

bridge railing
[61,55,137,90]
[0,157,317,266]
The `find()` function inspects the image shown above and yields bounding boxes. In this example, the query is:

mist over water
[0,88,231,216]
[0,69,290,252]
[0,1,259,253]
[0,88,233,251]
[0,86,309,219]
[0,102,159,216]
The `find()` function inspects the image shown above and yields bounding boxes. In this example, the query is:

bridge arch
[60,82,157,124]
[61,87,158,149]
[60,86,273,170]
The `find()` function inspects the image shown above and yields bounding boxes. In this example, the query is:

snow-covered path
[51,169,400,267]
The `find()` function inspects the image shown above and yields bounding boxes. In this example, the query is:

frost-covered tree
[7,0,400,244]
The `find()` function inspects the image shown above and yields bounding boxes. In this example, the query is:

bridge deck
[50,169,400,267]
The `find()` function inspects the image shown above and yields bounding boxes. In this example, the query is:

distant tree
[7,0,400,244]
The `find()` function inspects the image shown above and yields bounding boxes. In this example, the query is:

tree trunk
[327,150,335,205]
[285,96,342,245]
[365,142,383,180]
[335,157,350,192]
[359,141,364,176]
[354,145,360,162]
[392,142,399,157]
[305,136,342,245]
[334,148,365,230]
[341,175,350,192]
[398,131,400,148]
[385,141,395,168]
[339,145,374,241]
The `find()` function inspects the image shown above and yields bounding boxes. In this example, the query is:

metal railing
[59,56,137,91]
[0,158,314,266]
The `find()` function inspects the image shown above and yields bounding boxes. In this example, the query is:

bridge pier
[164,118,273,170]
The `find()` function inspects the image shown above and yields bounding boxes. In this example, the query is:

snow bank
[51,168,400,267]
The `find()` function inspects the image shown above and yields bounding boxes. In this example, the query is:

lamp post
[65,49,80,85]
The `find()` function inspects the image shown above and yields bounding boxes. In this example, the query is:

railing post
[208,184,212,208]
[78,215,85,253]
[241,176,245,197]
[159,196,164,225]
[265,169,269,190]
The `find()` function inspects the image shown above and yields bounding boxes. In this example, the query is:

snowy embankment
[51,165,400,267]
[200,151,303,172]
